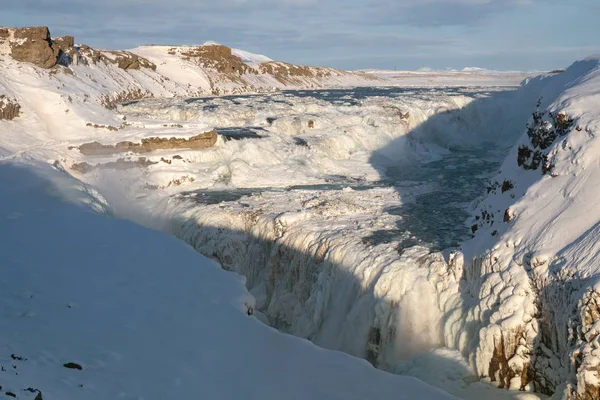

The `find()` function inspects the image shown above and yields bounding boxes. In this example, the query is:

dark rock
[501,180,514,193]
[504,209,513,223]
[366,327,381,366]
[6,391,16,397]
[293,137,309,147]
[10,354,26,361]
[53,35,74,49]
[471,224,479,234]
[63,362,83,370]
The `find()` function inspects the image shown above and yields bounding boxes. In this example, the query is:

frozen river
[119,86,537,399]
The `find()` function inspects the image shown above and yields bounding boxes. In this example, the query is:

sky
[1,0,599,71]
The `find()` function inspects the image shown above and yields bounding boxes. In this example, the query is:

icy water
[374,149,499,251]
[186,87,503,253]
[189,148,497,252]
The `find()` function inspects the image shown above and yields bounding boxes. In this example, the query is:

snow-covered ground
[0,160,458,399]
[2,24,600,400]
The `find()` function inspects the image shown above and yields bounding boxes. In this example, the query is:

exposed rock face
[0,95,21,120]
[6,27,156,72]
[77,130,218,155]
[53,35,74,49]
[139,131,218,151]
[51,35,78,66]
[9,26,60,68]
[179,45,254,75]
[257,61,347,85]
[107,51,157,71]
[77,44,103,64]
[76,46,156,71]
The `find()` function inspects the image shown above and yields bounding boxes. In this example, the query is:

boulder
[53,35,75,50]
[9,26,59,68]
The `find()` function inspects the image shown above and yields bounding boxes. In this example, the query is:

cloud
[358,0,534,27]
[0,0,596,70]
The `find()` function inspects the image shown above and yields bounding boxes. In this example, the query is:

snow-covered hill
[452,56,600,399]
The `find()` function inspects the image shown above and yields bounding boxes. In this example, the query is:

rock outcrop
[257,61,355,85]
[52,35,74,49]
[77,130,218,155]
[9,26,60,68]
[3,26,157,73]
[179,45,255,75]
[0,28,9,43]
[0,95,21,120]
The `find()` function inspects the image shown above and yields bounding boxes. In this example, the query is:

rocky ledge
[1,26,155,71]
[76,130,218,155]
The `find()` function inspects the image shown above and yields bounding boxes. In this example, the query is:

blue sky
[2,0,599,71]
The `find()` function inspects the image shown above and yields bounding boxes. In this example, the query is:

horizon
[2,1,599,72]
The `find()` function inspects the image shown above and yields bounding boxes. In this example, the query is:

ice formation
[1,24,600,399]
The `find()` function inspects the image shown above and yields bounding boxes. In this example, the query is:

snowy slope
[231,47,273,65]
[445,56,600,398]
[0,160,456,400]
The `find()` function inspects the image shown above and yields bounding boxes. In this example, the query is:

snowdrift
[0,160,455,400]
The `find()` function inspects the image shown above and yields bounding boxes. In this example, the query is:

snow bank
[442,57,600,397]
[0,160,455,400]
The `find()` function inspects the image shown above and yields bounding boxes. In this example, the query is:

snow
[3,25,600,398]
[0,160,454,399]
[231,48,273,66]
